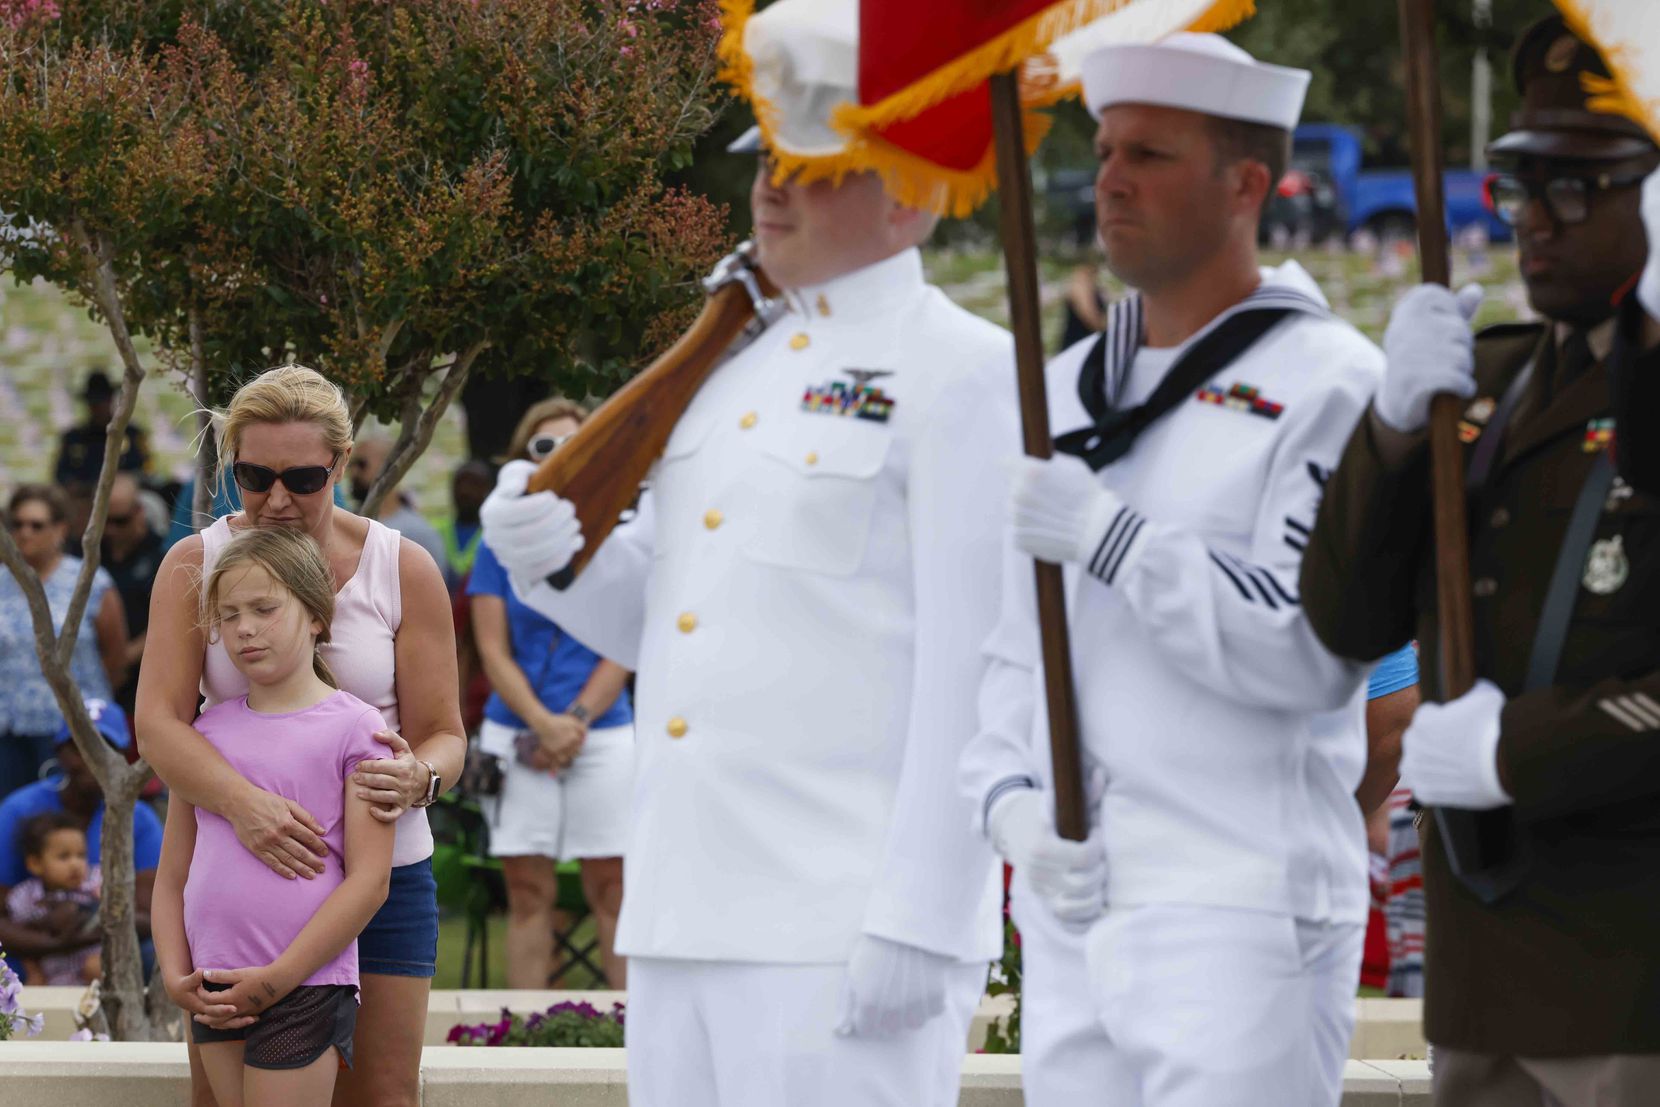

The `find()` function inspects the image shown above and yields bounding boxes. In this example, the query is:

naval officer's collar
[786,247,925,324]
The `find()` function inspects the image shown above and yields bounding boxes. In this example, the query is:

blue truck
[1281,122,1510,243]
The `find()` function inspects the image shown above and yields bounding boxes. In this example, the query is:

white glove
[478,459,584,585]
[1375,283,1485,433]
[1638,167,1659,323]
[1010,455,1125,567]
[1399,679,1512,810]
[834,935,951,1038]
[988,788,1107,929]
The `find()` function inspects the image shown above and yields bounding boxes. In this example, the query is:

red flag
[841,0,1258,216]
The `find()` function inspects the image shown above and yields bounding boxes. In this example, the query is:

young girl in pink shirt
[153,527,394,1106]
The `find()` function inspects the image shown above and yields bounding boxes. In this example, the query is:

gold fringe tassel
[1552,0,1659,141]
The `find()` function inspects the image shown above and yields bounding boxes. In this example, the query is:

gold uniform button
[704,509,724,530]
[677,612,698,634]
[805,451,819,466]
[666,717,688,739]
[740,412,758,429]
[1473,577,1498,598]
[789,333,810,351]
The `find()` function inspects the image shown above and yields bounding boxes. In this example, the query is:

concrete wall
[17,987,1429,1060]
[0,1043,1433,1105]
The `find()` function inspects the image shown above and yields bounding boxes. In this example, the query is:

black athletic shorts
[191,981,357,1070]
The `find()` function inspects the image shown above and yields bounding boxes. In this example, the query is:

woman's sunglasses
[527,435,570,462]
[232,454,340,496]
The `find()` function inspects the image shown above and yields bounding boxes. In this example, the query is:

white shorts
[480,719,634,861]
[625,956,988,1107]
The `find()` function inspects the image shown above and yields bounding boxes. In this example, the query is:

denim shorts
[358,858,438,978]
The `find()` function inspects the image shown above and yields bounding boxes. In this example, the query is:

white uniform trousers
[625,956,988,1107]
[1013,875,1362,1107]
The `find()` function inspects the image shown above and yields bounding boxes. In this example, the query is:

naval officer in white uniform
[478,3,1013,1103]
[961,34,1384,1107]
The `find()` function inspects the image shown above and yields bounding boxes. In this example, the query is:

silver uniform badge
[1583,534,1630,596]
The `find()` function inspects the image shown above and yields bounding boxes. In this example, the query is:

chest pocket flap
[746,417,895,576]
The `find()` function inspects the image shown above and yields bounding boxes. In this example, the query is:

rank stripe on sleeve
[1089,505,1147,585]
[1209,550,1301,609]
[1598,693,1660,732]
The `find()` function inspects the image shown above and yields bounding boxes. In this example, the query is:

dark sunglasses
[1484,168,1650,227]
[232,454,340,496]
[527,434,569,462]
[6,517,52,533]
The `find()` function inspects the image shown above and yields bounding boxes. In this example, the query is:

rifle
[527,242,784,587]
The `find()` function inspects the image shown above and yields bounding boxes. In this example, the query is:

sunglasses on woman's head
[232,454,340,496]
[527,435,569,462]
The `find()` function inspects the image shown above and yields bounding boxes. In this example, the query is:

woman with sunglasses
[468,398,634,988]
[135,365,464,1107]
[1,484,129,799]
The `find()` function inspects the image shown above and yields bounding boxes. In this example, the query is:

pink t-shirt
[183,691,384,989]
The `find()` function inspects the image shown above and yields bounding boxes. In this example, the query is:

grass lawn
[433,907,608,992]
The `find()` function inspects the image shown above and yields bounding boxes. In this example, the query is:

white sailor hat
[719,0,859,167]
[1078,32,1310,131]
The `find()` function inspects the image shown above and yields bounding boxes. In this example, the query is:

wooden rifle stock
[1399,0,1477,699]
[526,255,780,586]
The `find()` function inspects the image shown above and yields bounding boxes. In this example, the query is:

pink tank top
[199,515,433,865]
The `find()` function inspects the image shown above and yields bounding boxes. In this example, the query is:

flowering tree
[0,0,730,1039]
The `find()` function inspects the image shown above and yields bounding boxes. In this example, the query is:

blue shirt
[0,779,164,888]
[1367,643,1420,700]
[0,558,115,735]
[467,542,632,730]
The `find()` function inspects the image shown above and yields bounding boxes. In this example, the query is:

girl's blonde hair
[501,397,590,463]
[216,364,353,495]
[203,527,340,689]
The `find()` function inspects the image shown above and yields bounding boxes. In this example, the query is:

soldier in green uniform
[1299,15,1660,1106]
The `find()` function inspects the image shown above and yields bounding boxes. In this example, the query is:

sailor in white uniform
[478,3,1014,1104]
[960,34,1384,1107]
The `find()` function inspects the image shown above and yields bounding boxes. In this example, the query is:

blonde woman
[469,398,633,989]
[137,365,464,1107]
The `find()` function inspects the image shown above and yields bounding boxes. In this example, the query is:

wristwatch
[569,703,592,724]
[412,760,441,808]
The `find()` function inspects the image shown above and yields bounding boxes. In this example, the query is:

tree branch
[360,342,484,518]
[54,222,147,672]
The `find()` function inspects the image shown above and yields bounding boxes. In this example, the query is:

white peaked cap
[1079,32,1310,130]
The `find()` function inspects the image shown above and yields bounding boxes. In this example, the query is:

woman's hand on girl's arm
[353,730,426,821]
[137,537,328,879]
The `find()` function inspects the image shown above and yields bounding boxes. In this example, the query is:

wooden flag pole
[1398,0,1477,699]
[989,71,1089,842]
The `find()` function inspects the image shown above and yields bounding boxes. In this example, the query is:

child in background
[152,527,394,1107]
[6,812,102,985]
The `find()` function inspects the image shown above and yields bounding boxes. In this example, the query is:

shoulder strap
[1527,452,1616,689]
[1056,307,1292,471]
